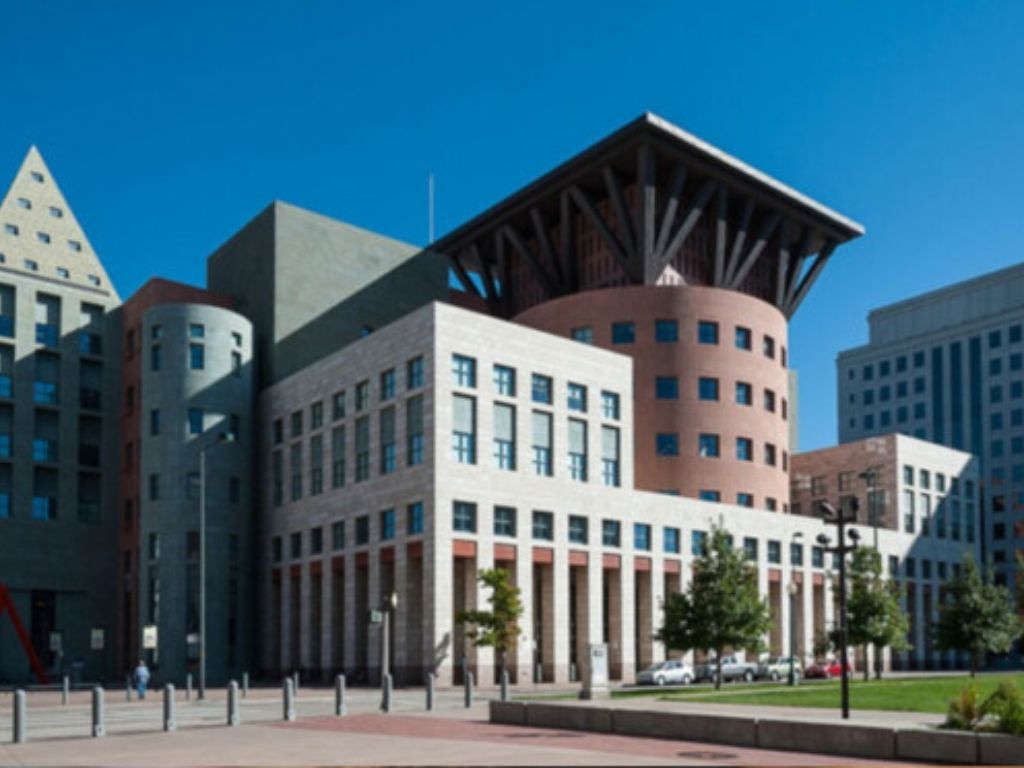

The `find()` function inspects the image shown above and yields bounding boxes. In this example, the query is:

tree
[933,554,1023,676]
[455,568,524,681]
[657,527,771,690]
[845,547,910,680]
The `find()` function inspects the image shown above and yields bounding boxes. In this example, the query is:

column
[320,560,333,674]
[620,557,637,682]
[393,545,409,685]
[913,583,926,669]
[585,556,603,680]
[475,541,495,685]
[342,553,358,673]
[514,548,533,685]
[634,566,654,670]
[299,562,312,672]
[801,573,814,664]
[650,556,666,664]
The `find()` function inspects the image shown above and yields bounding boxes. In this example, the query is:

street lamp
[787,530,803,687]
[817,499,861,719]
[381,591,398,684]
[198,430,234,701]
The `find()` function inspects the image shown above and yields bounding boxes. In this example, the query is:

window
[735,381,752,405]
[691,530,707,556]
[656,433,679,456]
[790,542,804,566]
[903,489,915,533]
[532,410,553,476]
[407,502,424,535]
[812,547,825,568]
[355,516,370,545]
[30,171,43,183]
[611,322,635,344]
[189,323,205,339]
[743,537,758,561]
[764,443,777,466]
[698,433,720,458]
[3,224,17,236]
[407,356,424,389]
[567,383,587,412]
[453,501,477,532]
[767,540,781,564]
[149,474,159,501]
[189,343,204,370]
[601,391,620,420]
[737,493,753,507]
[332,391,345,420]
[494,364,516,397]
[311,401,324,430]
[380,368,396,400]
[332,521,345,550]
[355,380,369,411]
[291,410,303,438]
[290,443,303,501]
[634,523,652,551]
[494,506,516,537]
[764,389,776,412]
[736,437,753,461]
[379,407,396,474]
[571,326,593,344]
[407,395,425,466]
[36,232,51,245]
[187,408,203,435]
[601,426,620,487]
[56,267,69,279]
[735,326,752,350]
[272,536,283,562]
[654,319,678,342]
[568,419,587,481]
[150,409,160,436]
[531,374,552,404]
[568,515,588,544]
[310,434,324,494]
[664,527,680,554]
[310,527,323,555]
[532,510,554,541]
[452,354,476,387]
[990,330,1002,348]
[697,377,718,401]
[331,426,346,488]
[452,395,476,464]
[380,509,396,540]
[16,198,30,209]
[658,376,681,399]
[763,335,775,359]
[699,490,720,502]
[355,417,369,481]
[697,321,719,344]
[602,519,621,547]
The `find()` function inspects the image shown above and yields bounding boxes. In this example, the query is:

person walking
[133,660,151,700]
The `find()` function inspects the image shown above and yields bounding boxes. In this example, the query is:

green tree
[656,527,771,690]
[455,567,524,681]
[933,554,1023,677]
[845,547,910,680]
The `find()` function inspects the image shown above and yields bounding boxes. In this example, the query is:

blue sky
[2,1,1023,450]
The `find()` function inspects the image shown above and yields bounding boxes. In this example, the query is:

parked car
[696,655,758,683]
[757,656,802,682]
[636,659,694,686]
[804,659,854,679]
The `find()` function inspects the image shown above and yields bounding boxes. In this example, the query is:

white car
[635,659,694,686]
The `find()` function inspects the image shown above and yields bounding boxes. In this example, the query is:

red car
[804,659,854,679]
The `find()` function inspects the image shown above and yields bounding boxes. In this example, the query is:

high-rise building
[0,148,122,683]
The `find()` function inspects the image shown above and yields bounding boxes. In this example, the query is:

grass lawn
[661,673,1024,714]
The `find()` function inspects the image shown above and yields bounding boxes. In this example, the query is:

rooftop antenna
[428,173,435,245]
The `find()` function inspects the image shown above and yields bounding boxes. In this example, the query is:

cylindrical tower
[517,285,790,507]
[137,302,254,685]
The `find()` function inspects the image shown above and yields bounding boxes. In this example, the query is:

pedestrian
[134,660,151,700]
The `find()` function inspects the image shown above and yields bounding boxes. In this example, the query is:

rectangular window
[602,519,621,547]
[290,532,302,559]
[380,509,396,540]
[493,364,516,397]
[790,542,804,566]
[493,402,516,470]
[331,426,346,488]
[902,489,915,533]
[532,410,553,476]
[698,433,720,458]
[691,530,707,556]
[453,501,477,533]
[150,408,160,436]
[407,502,424,535]
[332,521,345,550]
[699,490,720,502]
[664,527,680,554]
[736,437,753,461]
[310,434,323,495]
[290,443,303,501]
[656,432,679,456]
[568,418,587,481]
[567,382,587,412]
[697,321,719,344]
[272,451,283,505]
[355,417,370,481]
[311,401,323,430]
[654,319,678,342]
[407,356,424,389]
[189,323,205,338]
[568,515,588,544]
[764,389,776,412]
[611,322,635,344]
[735,381,752,405]
[494,506,516,537]
[310,527,323,555]
[380,368,396,400]
[633,523,652,551]
[407,395,424,466]
[763,335,775,358]
[601,391,620,420]
[743,537,758,561]
[737,493,753,507]
[767,540,781,564]
[379,407,396,474]
[187,408,203,436]
[355,515,370,546]
[601,426,620,487]
[189,343,205,370]
[452,354,476,387]
[697,377,717,401]
[735,326,752,350]
[531,374,553,404]
[532,510,554,541]
[571,326,593,344]
[151,344,162,372]
[149,473,159,501]
[355,380,369,411]
[332,391,346,420]
[452,395,477,464]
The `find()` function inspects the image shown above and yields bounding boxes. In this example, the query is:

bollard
[227,681,240,726]
[125,675,132,702]
[163,684,176,732]
[534,663,543,683]
[242,672,249,699]
[334,674,347,716]
[186,673,193,700]
[292,670,300,695]
[13,689,26,744]
[500,669,509,702]
[381,673,392,713]
[425,673,435,711]
[282,678,295,722]
[464,671,474,708]
[62,675,70,705]
[569,662,577,683]
[91,687,105,738]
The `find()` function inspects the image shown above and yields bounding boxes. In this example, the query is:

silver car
[635,659,694,686]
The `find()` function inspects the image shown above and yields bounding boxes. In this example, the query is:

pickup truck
[696,655,758,683]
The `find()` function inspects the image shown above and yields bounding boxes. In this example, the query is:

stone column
[299,561,312,673]
[342,554,357,673]
[551,547,571,683]
[619,557,637,682]
[514,547,533,685]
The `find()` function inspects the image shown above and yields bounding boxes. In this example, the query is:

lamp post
[788,531,803,687]
[381,591,398,684]
[817,499,861,719]
[198,431,234,701]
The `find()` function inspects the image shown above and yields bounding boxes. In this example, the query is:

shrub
[985,682,1024,736]
[944,685,983,731]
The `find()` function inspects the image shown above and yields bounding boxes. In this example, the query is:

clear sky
[2,1,1023,450]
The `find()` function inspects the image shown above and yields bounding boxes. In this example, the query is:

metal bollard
[500,669,509,702]
[282,678,295,721]
[381,673,392,713]
[292,670,300,695]
[91,687,105,738]
[464,671,474,708]
[163,684,176,732]
[186,673,192,700]
[227,681,240,726]
[62,675,70,705]
[13,689,26,744]
[334,674,347,716]
[125,675,132,702]
[425,673,435,711]
[242,672,249,699]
